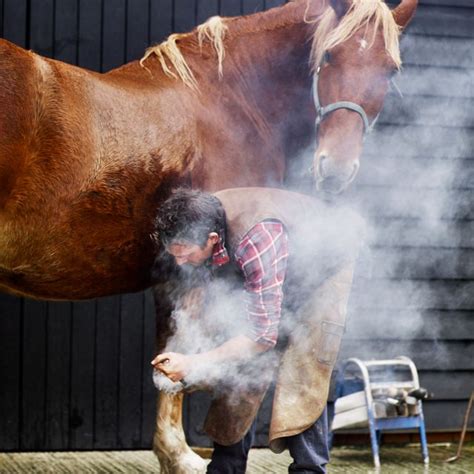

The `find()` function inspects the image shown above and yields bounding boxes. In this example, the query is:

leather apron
[200,188,362,448]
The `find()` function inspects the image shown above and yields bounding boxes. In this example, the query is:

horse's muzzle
[312,155,360,195]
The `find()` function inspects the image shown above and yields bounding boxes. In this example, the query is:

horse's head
[310,0,418,194]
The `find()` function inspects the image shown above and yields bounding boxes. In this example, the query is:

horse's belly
[0,224,154,300]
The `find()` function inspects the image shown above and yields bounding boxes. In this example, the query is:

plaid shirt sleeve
[234,221,289,347]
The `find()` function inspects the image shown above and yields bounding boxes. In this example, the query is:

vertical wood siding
[338,0,474,436]
[0,0,472,450]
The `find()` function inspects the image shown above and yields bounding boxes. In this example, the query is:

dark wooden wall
[0,0,472,451]
[339,0,474,435]
[187,0,474,447]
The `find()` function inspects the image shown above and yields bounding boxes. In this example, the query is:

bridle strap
[312,63,379,136]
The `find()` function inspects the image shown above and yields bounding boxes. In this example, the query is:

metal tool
[445,390,474,463]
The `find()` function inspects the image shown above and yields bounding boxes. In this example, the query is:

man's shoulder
[244,221,287,239]
[235,221,288,260]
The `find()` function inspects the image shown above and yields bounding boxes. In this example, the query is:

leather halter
[312,57,380,137]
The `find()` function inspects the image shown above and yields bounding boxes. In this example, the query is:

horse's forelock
[311,0,402,71]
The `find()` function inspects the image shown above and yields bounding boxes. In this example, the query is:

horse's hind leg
[153,391,207,473]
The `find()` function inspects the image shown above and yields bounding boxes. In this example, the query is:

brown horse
[0,0,416,301]
[0,0,417,471]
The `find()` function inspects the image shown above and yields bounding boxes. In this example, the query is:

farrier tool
[445,390,474,463]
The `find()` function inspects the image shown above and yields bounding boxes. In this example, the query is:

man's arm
[235,221,289,347]
[153,221,289,383]
[152,335,268,382]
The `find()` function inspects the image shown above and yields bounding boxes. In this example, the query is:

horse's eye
[324,51,331,64]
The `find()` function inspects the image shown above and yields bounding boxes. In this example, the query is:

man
[151,187,361,473]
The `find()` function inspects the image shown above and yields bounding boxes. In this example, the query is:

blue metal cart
[334,356,429,468]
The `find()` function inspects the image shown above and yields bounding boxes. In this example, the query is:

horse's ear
[392,0,418,29]
[329,0,352,20]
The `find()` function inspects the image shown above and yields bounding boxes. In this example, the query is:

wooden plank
[0,294,22,450]
[418,0,474,7]
[360,247,474,280]
[363,125,473,160]
[54,0,78,64]
[94,296,120,449]
[242,0,265,15]
[369,218,474,249]
[126,0,149,63]
[3,0,27,46]
[102,0,126,72]
[338,339,474,370]
[0,0,4,38]
[77,0,101,71]
[409,5,474,38]
[21,299,47,450]
[418,371,474,400]
[220,0,242,17]
[150,0,173,44]
[44,301,72,450]
[401,34,473,69]
[348,279,474,311]
[141,289,157,446]
[174,0,197,33]
[197,0,219,24]
[358,155,474,189]
[379,95,474,128]
[29,0,54,58]
[422,400,474,430]
[396,66,473,99]
[345,309,474,341]
[346,186,473,220]
[118,293,144,448]
[69,300,96,449]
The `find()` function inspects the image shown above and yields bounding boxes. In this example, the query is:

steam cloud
[154,205,366,395]
[155,18,470,417]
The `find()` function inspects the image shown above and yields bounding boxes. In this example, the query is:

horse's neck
[187,1,320,144]
[229,0,323,30]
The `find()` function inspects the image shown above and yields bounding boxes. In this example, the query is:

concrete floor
[0,444,473,473]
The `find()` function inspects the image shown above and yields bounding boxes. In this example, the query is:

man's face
[167,233,218,267]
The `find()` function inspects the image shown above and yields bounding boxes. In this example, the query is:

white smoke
[153,7,471,426]
[154,204,366,395]
[330,30,472,373]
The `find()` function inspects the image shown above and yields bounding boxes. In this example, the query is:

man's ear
[208,232,220,244]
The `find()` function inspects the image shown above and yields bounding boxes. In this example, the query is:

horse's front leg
[153,391,207,473]
[151,278,207,473]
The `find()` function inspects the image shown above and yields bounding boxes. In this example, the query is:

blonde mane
[311,0,402,71]
[140,1,401,90]
[140,16,228,91]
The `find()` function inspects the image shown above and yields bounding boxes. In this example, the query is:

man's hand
[151,336,269,385]
[151,352,193,383]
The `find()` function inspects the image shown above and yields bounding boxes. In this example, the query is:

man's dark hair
[154,188,226,248]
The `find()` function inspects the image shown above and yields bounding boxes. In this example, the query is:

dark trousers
[206,408,329,474]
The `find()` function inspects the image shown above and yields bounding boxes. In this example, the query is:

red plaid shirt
[211,221,289,347]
